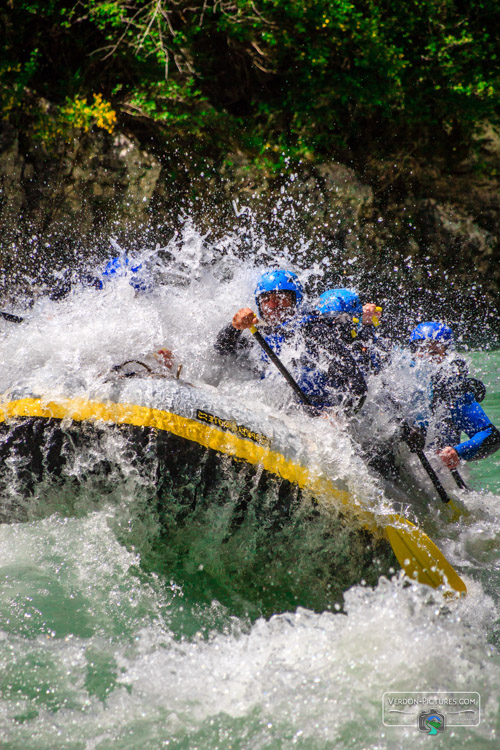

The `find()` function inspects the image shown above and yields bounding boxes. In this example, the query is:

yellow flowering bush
[61,93,117,134]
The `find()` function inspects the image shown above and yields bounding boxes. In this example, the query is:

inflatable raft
[0,370,466,596]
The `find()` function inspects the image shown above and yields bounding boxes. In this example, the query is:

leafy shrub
[1,1,498,160]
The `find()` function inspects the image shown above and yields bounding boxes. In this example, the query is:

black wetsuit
[351,323,393,376]
[214,324,254,357]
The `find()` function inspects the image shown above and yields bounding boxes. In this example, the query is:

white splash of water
[0,218,498,749]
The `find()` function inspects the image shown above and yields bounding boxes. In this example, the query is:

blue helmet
[254,270,303,311]
[102,256,150,293]
[410,322,454,346]
[316,288,362,319]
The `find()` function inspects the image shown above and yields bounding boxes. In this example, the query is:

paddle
[0,311,24,323]
[385,391,467,508]
[385,516,467,595]
[451,468,468,490]
[249,325,313,405]
[248,322,466,595]
[399,422,453,504]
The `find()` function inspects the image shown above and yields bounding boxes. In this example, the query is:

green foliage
[1,1,498,161]
[0,49,40,117]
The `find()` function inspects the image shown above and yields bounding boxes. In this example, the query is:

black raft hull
[1,376,468,608]
[0,378,361,523]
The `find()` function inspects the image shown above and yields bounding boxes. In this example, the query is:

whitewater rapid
[0,226,498,748]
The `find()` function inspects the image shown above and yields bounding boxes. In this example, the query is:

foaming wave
[1,544,497,750]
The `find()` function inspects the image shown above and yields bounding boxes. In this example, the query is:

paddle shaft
[249,326,313,405]
[383,386,456,503]
[397,421,455,504]
[0,310,24,323]
[451,468,468,490]
[400,422,469,498]
[413,446,451,503]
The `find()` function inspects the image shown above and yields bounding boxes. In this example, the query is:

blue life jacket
[258,316,300,367]
[258,313,329,400]
[257,312,334,405]
[278,310,332,403]
[281,309,367,408]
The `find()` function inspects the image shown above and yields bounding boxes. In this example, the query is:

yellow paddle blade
[385,515,467,597]
[446,498,470,522]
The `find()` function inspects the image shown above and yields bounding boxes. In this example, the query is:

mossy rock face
[0,127,161,260]
[0,113,498,345]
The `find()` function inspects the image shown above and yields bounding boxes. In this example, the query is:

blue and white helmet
[102,256,151,293]
[316,288,362,320]
[410,322,454,347]
[254,270,303,312]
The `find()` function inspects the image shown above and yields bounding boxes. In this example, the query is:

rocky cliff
[1,119,498,344]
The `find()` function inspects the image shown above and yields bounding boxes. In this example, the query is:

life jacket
[257,314,302,367]
[287,310,367,408]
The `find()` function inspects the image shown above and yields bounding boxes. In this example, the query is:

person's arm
[214,308,258,356]
[453,424,500,462]
[214,324,249,356]
[438,392,500,466]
